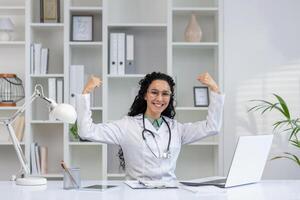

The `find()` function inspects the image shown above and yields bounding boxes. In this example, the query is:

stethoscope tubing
[142,114,171,159]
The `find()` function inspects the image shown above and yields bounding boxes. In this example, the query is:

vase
[184,14,202,42]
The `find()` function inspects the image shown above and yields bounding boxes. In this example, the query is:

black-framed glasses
[148,89,172,98]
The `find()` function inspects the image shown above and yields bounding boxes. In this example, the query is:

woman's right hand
[82,75,102,94]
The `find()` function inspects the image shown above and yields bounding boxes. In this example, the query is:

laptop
[180,134,273,188]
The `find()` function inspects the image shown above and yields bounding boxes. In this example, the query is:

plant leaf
[273,94,290,119]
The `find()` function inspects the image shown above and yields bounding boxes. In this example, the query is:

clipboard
[125,180,178,189]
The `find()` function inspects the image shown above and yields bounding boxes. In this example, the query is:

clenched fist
[197,72,220,93]
[82,75,102,94]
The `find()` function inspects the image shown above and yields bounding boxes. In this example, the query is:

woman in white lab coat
[76,72,225,181]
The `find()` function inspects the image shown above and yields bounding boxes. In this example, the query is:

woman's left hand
[197,72,220,93]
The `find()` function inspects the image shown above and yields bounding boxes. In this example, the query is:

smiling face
[144,80,172,119]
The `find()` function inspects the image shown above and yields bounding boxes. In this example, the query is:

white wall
[224,0,300,179]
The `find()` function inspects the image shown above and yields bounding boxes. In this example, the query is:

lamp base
[16,176,47,186]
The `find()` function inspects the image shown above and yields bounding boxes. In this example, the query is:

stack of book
[30,43,49,75]
[30,142,48,175]
[109,33,135,75]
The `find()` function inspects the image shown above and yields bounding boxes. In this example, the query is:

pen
[60,160,79,188]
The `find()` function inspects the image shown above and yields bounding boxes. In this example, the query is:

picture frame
[71,15,93,41]
[40,0,60,23]
[193,86,209,107]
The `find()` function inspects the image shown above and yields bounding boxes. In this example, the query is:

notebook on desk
[180,135,273,188]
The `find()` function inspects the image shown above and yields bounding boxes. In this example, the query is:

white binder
[48,78,56,120]
[126,34,135,74]
[109,33,118,75]
[56,79,63,104]
[69,65,85,107]
[117,33,125,75]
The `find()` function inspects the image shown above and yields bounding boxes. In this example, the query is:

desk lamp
[0,84,77,186]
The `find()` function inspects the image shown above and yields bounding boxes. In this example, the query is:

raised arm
[76,75,124,145]
[179,72,225,144]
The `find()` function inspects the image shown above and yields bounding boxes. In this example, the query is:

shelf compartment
[173,48,217,107]
[173,13,217,43]
[70,46,103,107]
[107,78,140,120]
[31,123,64,175]
[31,0,64,23]
[70,145,103,179]
[70,11,102,42]
[108,23,167,28]
[31,28,64,74]
[108,0,167,24]
[108,27,167,75]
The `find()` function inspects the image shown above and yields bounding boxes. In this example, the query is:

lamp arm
[0,84,49,177]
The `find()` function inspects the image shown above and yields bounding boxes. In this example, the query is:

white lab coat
[76,91,225,180]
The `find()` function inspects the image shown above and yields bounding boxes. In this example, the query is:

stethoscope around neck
[142,114,171,159]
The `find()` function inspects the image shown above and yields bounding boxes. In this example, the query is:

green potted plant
[69,121,79,141]
[249,94,300,166]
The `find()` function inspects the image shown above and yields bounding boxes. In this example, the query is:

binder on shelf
[109,33,118,75]
[48,78,56,120]
[69,65,85,107]
[34,43,42,75]
[41,48,49,74]
[126,34,135,74]
[30,142,38,175]
[56,79,63,104]
[30,44,34,74]
[117,33,125,75]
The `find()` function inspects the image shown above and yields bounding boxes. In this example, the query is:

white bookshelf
[0,0,223,181]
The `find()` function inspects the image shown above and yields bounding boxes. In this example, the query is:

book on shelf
[109,33,135,75]
[30,43,49,75]
[30,142,48,175]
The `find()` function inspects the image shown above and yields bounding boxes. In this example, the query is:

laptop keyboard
[180,178,227,187]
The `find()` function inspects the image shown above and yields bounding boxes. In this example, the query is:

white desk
[0,180,299,200]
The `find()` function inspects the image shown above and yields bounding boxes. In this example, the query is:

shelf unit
[0,0,223,181]
[0,0,26,180]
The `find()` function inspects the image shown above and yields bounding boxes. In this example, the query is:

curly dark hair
[118,72,176,170]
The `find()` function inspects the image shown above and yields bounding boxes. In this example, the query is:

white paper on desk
[180,185,226,195]
[125,180,178,189]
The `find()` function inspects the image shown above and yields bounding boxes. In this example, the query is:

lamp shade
[50,103,77,124]
[0,18,14,31]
